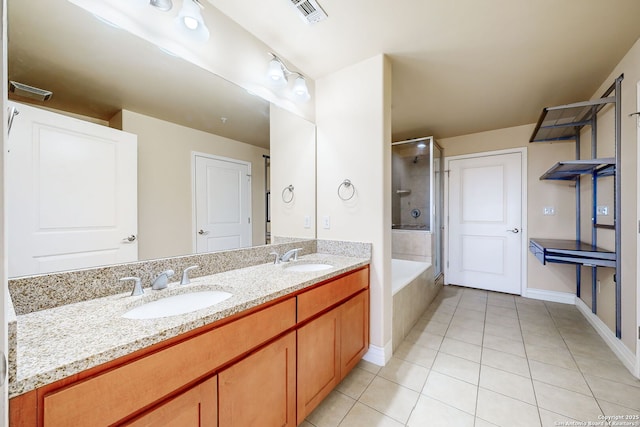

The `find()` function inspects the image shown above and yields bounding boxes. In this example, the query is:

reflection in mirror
[6,0,316,277]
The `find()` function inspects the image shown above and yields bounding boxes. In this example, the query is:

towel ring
[337,179,356,201]
[282,185,294,203]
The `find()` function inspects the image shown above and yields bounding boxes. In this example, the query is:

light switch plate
[304,215,311,229]
[597,206,609,215]
[322,216,330,229]
[543,206,555,216]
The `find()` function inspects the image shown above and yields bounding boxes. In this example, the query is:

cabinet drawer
[123,376,217,427]
[297,267,369,322]
[43,297,296,427]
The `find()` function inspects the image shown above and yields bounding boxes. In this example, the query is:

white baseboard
[574,298,638,378]
[525,288,576,305]
[363,341,392,366]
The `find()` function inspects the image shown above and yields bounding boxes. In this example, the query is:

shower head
[9,81,52,101]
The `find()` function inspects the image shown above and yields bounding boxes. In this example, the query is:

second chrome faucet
[270,248,302,264]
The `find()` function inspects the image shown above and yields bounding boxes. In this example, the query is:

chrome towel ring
[282,185,294,203]
[338,179,356,201]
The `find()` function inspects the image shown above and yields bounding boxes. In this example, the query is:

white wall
[270,105,316,240]
[316,54,393,363]
[114,110,269,261]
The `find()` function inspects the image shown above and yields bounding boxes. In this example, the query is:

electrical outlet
[304,215,311,229]
[543,206,555,216]
[597,206,609,216]
[322,216,330,229]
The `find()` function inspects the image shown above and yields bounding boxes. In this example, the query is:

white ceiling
[210,0,640,140]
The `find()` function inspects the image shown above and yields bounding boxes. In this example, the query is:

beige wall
[440,37,640,354]
[575,38,640,353]
[270,105,316,240]
[441,124,580,295]
[114,110,269,261]
[316,54,393,361]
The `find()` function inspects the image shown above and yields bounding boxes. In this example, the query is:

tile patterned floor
[302,285,640,427]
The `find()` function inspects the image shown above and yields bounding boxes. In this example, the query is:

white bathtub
[392,258,431,295]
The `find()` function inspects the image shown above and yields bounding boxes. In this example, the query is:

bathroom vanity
[8,255,369,426]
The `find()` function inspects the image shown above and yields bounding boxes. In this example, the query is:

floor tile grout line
[542,300,606,419]
[515,293,544,427]
[473,290,488,425]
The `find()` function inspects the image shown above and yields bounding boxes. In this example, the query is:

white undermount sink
[284,263,333,272]
[122,290,232,320]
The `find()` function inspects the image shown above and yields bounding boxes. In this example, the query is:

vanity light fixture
[267,54,311,102]
[150,0,173,12]
[292,75,311,102]
[175,0,210,42]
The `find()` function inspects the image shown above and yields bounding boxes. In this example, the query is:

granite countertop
[10,253,369,398]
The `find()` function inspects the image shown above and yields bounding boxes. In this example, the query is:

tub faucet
[152,269,175,290]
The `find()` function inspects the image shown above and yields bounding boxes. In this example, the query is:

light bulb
[175,0,209,41]
[183,15,199,30]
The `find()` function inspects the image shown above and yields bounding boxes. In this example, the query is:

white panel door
[448,152,522,294]
[7,101,138,277]
[194,154,251,253]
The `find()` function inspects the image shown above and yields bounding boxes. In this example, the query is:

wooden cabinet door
[340,290,369,380]
[296,308,341,424]
[219,331,296,427]
[123,376,217,427]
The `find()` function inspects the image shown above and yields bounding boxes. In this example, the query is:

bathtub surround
[392,229,431,263]
[392,259,439,352]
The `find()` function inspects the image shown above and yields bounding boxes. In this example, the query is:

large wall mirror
[7,0,316,277]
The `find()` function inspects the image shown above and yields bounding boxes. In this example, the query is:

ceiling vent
[290,0,327,25]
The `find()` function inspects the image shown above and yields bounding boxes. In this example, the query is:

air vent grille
[289,0,327,24]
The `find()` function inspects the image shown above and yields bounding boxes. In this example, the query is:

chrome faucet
[270,248,302,264]
[120,277,143,296]
[152,269,175,290]
[180,265,199,285]
[281,248,302,262]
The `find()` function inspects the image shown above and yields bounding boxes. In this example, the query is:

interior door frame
[1,0,8,421]
[191,151,252,254]
[635,80,640,379]
[443,147,528,295]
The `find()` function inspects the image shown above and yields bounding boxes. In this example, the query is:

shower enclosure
[391,137,443,278]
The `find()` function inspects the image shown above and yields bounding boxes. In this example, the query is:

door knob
[122,234,137,242]
[198,229,209,235]
[506,228,520,234]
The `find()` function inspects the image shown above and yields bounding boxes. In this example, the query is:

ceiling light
[417,142,427,149]
[175,0,209,41]
[150,0,173,12]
